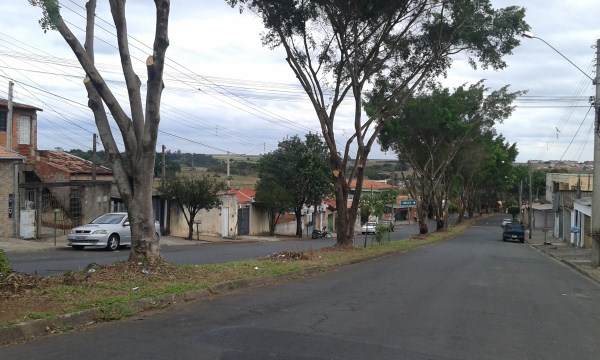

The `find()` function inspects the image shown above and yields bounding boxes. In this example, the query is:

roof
[531,203,553,211]
[324,197,337,209]
[227,188,256,203]
[37,150,112,175]
[0,146,26,161]
[0,99,43,112]
[350,179,394,190]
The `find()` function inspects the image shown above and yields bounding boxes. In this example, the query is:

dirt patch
[0,261,182,325]
[262,251,310,261]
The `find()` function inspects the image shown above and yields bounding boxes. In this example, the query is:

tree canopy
[255,134,332,236]
[227,0,530,246]
[375,81,522,231]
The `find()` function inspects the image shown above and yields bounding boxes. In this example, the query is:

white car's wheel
[106,234,120,251]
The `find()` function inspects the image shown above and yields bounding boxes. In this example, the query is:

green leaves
[256,133,331,211]
[28,0,61,32]
[359,189,399,222]
[159,174,228,214]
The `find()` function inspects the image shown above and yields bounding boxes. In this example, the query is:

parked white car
[361,222,377,234]
[67,212,160,251]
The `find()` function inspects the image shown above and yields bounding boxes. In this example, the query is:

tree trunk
[127,175,160,263]
[295,208,302,237]
[436,219,445,230]
[47,1,169,263]
[187,215,195,240]
[268,211,276,236]
[419,221,428,234]
[333,176,352,247]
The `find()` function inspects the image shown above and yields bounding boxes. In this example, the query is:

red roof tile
[227,188,256,203]
[37,150,112,175]
[0,146,26,160]
[349,179,394,189]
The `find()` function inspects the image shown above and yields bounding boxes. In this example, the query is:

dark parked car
[502,222,525,243]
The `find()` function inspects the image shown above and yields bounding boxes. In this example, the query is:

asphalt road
[7,219,438,276]
[2,214,599,359]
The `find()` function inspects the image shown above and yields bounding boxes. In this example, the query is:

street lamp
[523,32,600,267]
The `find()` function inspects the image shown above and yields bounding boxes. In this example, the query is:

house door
[238,207,249,235]
[18,115,31,145]
[221,207,229,237]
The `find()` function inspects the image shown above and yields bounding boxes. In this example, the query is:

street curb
[0,268,331,346]
[527,241,600,285]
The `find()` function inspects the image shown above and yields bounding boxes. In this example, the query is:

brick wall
[0,107,38,157]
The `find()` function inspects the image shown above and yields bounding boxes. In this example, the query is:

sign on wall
[8,194,13,219]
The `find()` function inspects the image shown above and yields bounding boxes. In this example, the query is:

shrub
[0,250,11,277]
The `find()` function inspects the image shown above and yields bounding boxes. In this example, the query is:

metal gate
[238,207,250,235]
[19,186,84,239]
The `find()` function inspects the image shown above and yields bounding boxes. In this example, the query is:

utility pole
[8,81,18,236]
[523,33,599,267]
[592,39,600,267]
[529,167,533,240]
[162,145,166,180]
[6,81,13,150]
[92,134,97,181]
[519,179,522,216]
[226,151,231,188]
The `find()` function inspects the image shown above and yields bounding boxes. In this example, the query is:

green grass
[1,218,476,330]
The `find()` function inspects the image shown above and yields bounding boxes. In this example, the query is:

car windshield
[91,213,126,225]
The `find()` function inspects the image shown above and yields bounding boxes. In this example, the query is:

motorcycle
[311,227,332,239]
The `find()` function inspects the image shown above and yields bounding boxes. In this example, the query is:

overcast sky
[0,0,598,163]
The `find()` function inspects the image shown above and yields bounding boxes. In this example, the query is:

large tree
[376,81,521,232]
[29,0,170,262]
[256,134,332,237]
[453,132,517,220]
[227,0,529,246]
[158,174,228,240]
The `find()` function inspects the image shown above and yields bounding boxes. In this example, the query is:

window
[18,115,31,144]
[0,111,6,132]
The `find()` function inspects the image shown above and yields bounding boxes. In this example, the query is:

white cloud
[0,0,598,163]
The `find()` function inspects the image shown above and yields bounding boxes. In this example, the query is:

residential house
[1,98,115,239]
[547,173,593,247]
[0,147,26,237]
[166,186,338,239]
[167,187,276,239]
[168,192,238,239]
[350,178,398,227]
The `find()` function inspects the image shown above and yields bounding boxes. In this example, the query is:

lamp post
[523,32,600,267]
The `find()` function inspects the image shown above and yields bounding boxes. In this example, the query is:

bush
[448,203,459,214]
[0,250,11,277]
[374,223,389,244]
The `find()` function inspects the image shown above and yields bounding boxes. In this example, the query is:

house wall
[81,184,112,224]
[546,173,593,203]
[572,201,591,248]
[169,194,237,238]
[0,161,15,237]
[274,219,297,236]
[249,205,269,235]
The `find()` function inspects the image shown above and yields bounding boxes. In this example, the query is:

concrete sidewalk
[0,233,287,254]
[526,229,600,284]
